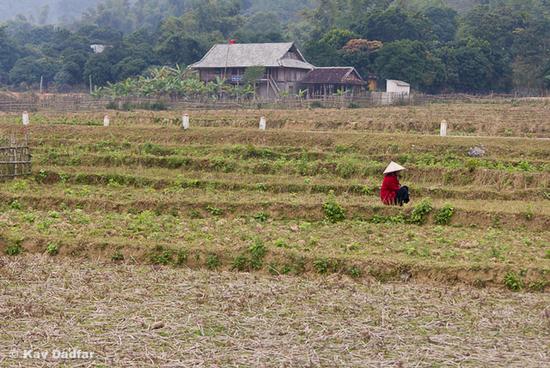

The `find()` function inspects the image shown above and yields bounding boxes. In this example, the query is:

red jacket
[380,174,400,205]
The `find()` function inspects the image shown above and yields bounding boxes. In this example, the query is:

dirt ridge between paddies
[29,169,550,201]
[2,192,549,231]
[35,163,550,191]
[13,123,550,149]
[2,234,547,292]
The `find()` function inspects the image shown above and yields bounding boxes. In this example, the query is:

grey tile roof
[300,67,366,85]
[190,42,314,70]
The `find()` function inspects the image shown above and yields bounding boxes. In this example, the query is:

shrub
[175,249,188,266]
[232,255,250,271]
[313,258,330,274]
[504,272,524,291]
[189,209,202,219]
[249,239,267,270]
[323,192,346,223]
[348,266,362,278]
[46,242,59,256]
[516,161,534,172]
[361,185,374,195]
[253,212,269,222]
[111,250,124,262]
[435,203,455,225]
[274,239,288,248]
[255,183,268,191]
[336,159,358,179]
[523,205,534,221]
[150,247,173,265]
[6,242,23,256]
[370,214,406,224]
[465,158,480,172]
[206,206,223,216]
[409,198,433,225]
[9,200,22,210]
[206,254,221,269]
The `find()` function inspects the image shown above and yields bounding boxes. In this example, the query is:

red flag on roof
[229,39,236,44]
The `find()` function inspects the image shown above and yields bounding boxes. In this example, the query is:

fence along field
[0,101,548,367]
[0,134,31,179]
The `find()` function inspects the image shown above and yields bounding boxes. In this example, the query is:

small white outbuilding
[386,79,410,96]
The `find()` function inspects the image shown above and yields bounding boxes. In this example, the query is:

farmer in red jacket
[380,161,410,206]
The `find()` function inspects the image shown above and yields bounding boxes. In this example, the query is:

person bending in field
[380,161,410,206]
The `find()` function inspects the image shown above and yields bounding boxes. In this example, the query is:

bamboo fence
[0,92,546,113]
[0,136,32,179]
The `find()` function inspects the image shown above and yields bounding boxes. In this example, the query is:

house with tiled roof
[299,67,370,97]
[190,42,314,98]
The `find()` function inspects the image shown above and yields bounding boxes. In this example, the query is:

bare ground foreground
[0,255,548,367]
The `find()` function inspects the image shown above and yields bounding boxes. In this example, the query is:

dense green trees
[1,0,550,94]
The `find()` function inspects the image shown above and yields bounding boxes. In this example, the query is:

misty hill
[0,0,101,23]
[0,0,481,26]
[0,0,315,25]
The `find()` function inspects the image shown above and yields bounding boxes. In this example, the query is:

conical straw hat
[383,161,406,174]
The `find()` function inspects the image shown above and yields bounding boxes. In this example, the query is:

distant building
[386,79,410,95]
[189,42,314,98]
[299,67,367,97]
[90,44,107,54]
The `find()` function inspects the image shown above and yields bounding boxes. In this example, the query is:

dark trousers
[396,186,410,206]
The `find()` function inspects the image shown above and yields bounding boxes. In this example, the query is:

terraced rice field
[1,102,549,366]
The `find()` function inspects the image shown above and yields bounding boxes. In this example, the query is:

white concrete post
[440,120,448,137]
[103,114,110,127]
[259,116,266,131]
[182,114,190,130]
[22,111,30,126]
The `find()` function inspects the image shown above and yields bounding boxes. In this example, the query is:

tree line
[0,0,549,94]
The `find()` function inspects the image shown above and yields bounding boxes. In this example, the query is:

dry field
[0,101,549,366]
[1,256,549,367]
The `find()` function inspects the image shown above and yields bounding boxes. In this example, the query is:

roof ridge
[212,42,294,46]
[314,66,354,69]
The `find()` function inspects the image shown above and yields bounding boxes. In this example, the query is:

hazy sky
[0,0,102,23]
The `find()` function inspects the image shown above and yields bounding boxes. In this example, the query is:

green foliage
[435,203,455,225]
[249,239,267,270]
[206,206,223,216]
[523,206,534,221]
[274,239,289,248]
[313,258,330,274]
[5,241,23,256]
[243,66,266,85]
[409,198,433,225]
[323,192,346,223]
[9,200,22,210]
[2,0,550,94]
[335,158,358,179]
[46,242,59,256]
[348,266,362,278]
[206,254,221,270]
[253,212,269,222]
[370,214,406,224]
[175,249,189,266]
[232,239,268,271]
[150,246,173,265]
[504,272,524,291]
[111,250,124,262]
